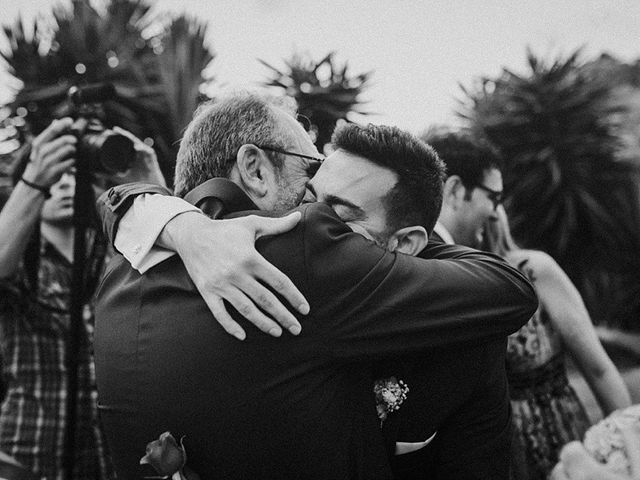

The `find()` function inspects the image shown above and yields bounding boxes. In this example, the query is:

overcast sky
[2,0,640,133]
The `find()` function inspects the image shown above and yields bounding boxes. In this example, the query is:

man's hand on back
[159,211,309,340]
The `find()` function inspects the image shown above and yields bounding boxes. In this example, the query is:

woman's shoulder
[507,249,559,278]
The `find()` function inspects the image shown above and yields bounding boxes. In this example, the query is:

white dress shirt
[432,221,455,245]
[114,194,200,273]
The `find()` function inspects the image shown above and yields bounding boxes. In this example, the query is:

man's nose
[57,172,76,191]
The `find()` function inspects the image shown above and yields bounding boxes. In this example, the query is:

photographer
[0,117,164,480]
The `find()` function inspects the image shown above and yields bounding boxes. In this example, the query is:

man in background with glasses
[426,132,504,248]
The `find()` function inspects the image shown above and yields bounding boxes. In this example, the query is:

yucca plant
[260,51,372,151]
[461,49,640,329]
[0,0,215,185]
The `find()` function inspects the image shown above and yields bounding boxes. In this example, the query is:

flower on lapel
[140,431,189,480]
[374,376,409,424]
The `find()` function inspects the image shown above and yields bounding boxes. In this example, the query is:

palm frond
[0,0,216,186]
[260,51,372,150]
[460,48,640,329]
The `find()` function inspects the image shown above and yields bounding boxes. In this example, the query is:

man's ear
[443,175,466,209]
[387,226,428,256]
[233,144,274,199]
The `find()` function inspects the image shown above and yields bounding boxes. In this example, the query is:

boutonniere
[140,431,200,480]
[374,376,409,425]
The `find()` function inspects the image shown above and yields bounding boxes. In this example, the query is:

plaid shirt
[0,238,114,480]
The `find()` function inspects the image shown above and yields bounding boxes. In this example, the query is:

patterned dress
[0,237,114,480]
[507,261,591,480]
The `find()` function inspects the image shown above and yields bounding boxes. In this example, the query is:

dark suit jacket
[94,179,537,480]
[376,227,511,479]
[375,339,511,479]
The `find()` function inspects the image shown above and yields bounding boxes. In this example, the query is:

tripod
[63,152,94,480]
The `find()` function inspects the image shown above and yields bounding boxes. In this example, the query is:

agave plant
[260,51,372,151]
[461,49,640,328]
[0,0,215,185]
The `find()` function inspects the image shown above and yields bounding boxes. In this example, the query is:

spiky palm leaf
[150,15,214,163]
[0,0,215,185]
[260,51,372,150]
[461,49,640,328]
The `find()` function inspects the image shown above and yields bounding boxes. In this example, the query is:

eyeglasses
[475,184,503,211]
[257,145,325,164]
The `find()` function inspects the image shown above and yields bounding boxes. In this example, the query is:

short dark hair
[424,132,502,189]
[174,92,297,197]
[331,123,446,234]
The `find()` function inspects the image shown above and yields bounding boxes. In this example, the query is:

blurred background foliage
[260,51,372,152]
[0,0,215,187]
[460,49,640,330]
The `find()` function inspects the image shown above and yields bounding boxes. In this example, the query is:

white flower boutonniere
[374,376,409,425]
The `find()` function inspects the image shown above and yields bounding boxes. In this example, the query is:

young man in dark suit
[94,92,536,479]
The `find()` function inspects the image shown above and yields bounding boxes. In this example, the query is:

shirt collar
[433,221,455,245]
[183,178,258,218]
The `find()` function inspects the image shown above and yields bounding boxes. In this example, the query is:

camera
[68,84,137,175]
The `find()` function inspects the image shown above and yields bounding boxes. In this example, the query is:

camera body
[68,84,136,175]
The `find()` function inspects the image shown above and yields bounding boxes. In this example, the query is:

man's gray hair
[174,91,298,197]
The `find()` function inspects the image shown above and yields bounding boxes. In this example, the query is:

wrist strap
[20,177,51,199]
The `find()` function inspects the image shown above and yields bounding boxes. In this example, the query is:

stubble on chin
[273,177,304,212]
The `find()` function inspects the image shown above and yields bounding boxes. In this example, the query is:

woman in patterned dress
[484,206,631,480]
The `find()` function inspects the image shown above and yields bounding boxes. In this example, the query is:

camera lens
[97,133,136,174]
[82,130,136,174]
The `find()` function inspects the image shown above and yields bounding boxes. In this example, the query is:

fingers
[112,126,153,154]
[50,158,76,178]
[177,213,308,339]
[253,257,309,319]
[111,126,137,142]
[239,276,302,335]
[244,213,310,317]
[110,126,165,186]
[112,126,149,151]
[25,127,77,186]
[203,296,246,341]
[221,288,283,338]
[251,212,302,238]
[31,117,74,150]
[36,135,77,163]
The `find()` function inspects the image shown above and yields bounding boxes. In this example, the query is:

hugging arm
[97,184,310,340]
[97,186,536,348]
[295,203,538,358]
